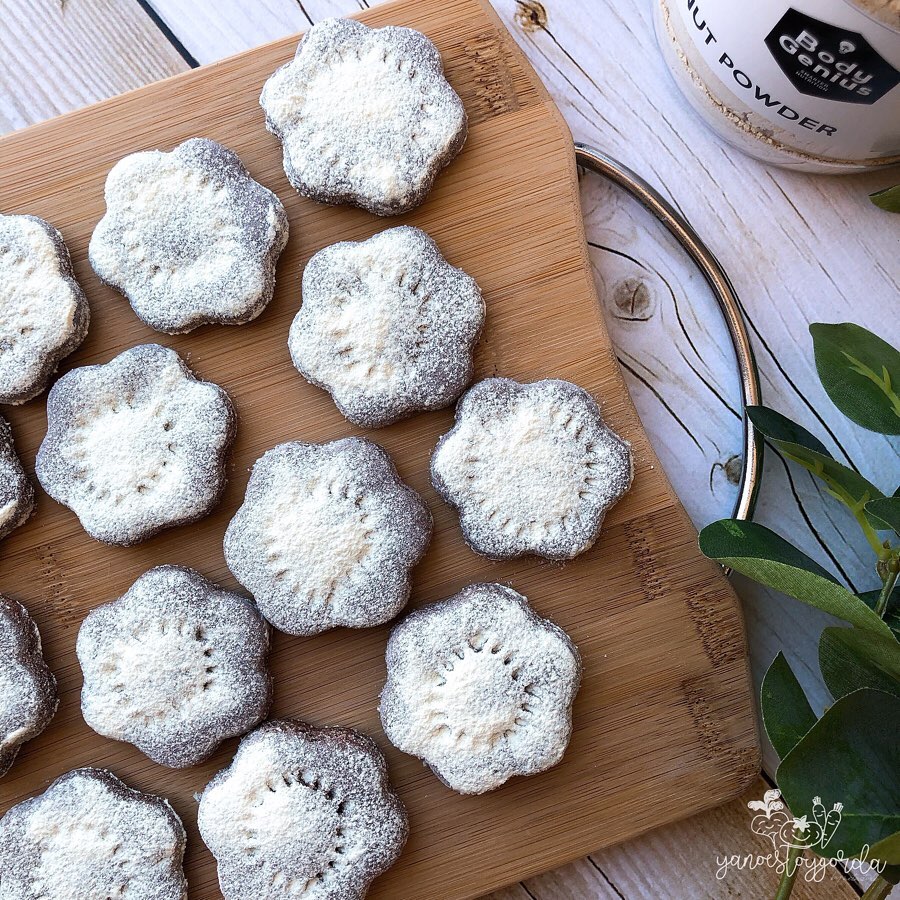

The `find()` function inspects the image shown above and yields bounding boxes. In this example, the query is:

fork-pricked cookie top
[0,767,187,900]
[0,214,89,405]
[380,582,582,795]
[431,378,633,560]
[224,438,431,636]
[290,226,484,428]
[36,343,236,546]
[77,566,271,769]
[0,596,57,779]
[0,415,34,542]
[198,720,408,900]
[260,18,467,216]
[89,138,289,335]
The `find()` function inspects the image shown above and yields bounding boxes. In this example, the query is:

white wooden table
[2,1,898,897]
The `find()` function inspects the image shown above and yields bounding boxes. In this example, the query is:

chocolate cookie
[0,415,34,542]
[260,18,467,216]
[0,767,187,899]
[198,719,408,900]
[380,582,582,795]
[289,226,484,427]
[0,213,89,404]
[224,438,431,636]
[77,566,271,768]
[0,596,57,778]
[89,138,289,334]
[36,343,235,546]
[431,378,633,560]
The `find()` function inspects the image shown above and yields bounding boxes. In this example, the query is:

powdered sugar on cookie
[0,214,89,404]
[290,226,483,427]
[225,438,431,636]
[260,18,467,216]
[198,720,407,900]
[36,343,235,546]
[78,566,271,768]
[380,582,581,795]
[0,416,34,542]
[431,378,633,560]
[90,138,288,334]
[0,768,187,900]
[0,596,57,778]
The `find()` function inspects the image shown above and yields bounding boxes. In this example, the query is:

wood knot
[710,453,743,493]
[515,0,548,32]
[612,277,654,321]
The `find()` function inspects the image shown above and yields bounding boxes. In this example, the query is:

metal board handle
[574,142,763,524]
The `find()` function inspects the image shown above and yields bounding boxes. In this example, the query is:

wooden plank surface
[522,778,859,900]
[4,0,896,897]
[0,0,189,133]
[141,0,899,776]
[0,0,758,898]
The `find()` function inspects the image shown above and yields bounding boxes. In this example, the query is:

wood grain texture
[524,778,858,900]
[0,0,188,133]
[140,0,900,785]
[0,0,758,897]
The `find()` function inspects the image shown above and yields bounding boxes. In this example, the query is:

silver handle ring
[575,142,763,524]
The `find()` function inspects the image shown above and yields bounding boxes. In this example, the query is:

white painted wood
[2,0,897,897]
[146,0,307,62]
[0,0,188,133]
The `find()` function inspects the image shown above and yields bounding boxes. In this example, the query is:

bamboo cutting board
[0,0,759,896]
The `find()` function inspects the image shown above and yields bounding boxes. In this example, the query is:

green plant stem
[875,567,899,618]
[774,843,804,900]
[861,875,895,900]
[857,511,891,560]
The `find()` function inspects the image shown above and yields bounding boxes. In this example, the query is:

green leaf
[777,689,900,862]
[747,405,885,516]
[811,323,900,434]
[866,497,900,537]
[859,589,900,639]
[819,627,900,700]
[871,835,900,868]
[761,652,817,760]
[699,520,894,638]
[870,184,900,213]
[746,405,830,455]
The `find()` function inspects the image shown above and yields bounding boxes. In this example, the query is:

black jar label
[765,9,900,105]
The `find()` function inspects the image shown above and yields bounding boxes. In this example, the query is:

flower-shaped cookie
[77,566,271,768]
[0,214,89,404]
[431,378,633,560]
[225,438,431,636]
[0,596,57,778]
[36,343,235,546]
[260,18,467,216]
[89,138,289,334]
[0,415,34,542]
[290,226,484,427]
[0,768,187,900]
[380,582,582,795]
[198,720,408,900]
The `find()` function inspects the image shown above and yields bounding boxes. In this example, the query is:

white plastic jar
[655,0,900,172]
